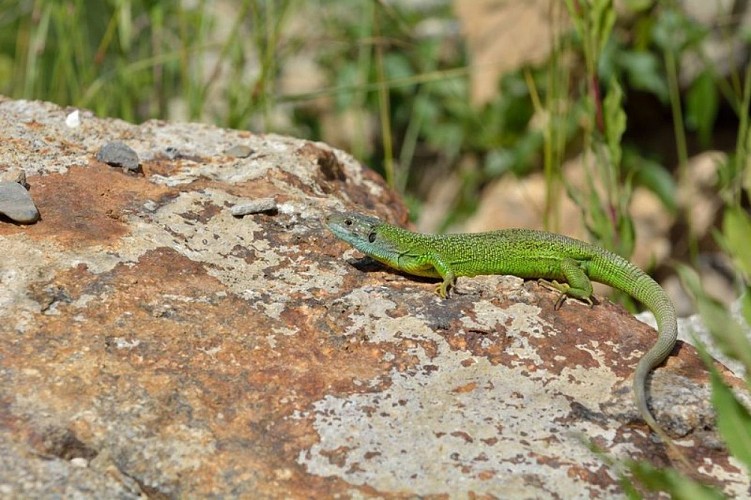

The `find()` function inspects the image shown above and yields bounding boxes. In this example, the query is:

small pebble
[65,110,81,128]
[143,200,159,212]
[231,198,277,217]
[226,145,253,158]
[164,146,180,159]
[96,141,140,172]
[69,457,89,468]
[0,181,40,223]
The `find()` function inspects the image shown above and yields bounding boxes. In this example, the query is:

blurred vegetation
[1,1,744,241]
[1,1,750,493]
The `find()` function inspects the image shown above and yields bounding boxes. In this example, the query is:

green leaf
[564,0,586,43]
[592,0,617,55]
[617,211,636,260]
[652,8,707,54]
[686,71,719,148]
[619,50,669,102]
[627,151,677,212]
[626,459,725,499]
[333,64,360,110]
[676,264,751,373]
[722,207,751,278]
[710,361,751,472]
[383,52,414,82]
[742,290,751,334]
[692,338,751,474]
[623,0,655,12]
[484,149,515,177]
[603,76,626,168]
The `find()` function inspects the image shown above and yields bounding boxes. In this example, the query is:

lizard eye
[368,231,377,243]
[344,218,353,226]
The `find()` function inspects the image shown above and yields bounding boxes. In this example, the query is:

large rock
[0,97,746,497]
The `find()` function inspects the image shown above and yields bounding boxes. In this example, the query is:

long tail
[592,253,690,466]
[631,294,690,467]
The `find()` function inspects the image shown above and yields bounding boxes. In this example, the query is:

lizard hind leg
[539,258,594,309]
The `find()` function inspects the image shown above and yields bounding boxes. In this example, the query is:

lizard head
[324,211,405,263]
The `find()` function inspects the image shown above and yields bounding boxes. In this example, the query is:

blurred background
[1,0,750,315]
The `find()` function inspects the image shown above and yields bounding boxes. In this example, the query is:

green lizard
[325,210,687,463]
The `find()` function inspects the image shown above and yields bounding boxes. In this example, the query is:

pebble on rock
[0,181,40,224]
[225,145,253,158]
[164,146,180,160]
[231,198,277,217]
[65,110,81,128]
[96,141,140,172]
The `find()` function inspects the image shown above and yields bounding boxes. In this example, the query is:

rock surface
[0,96,748,498]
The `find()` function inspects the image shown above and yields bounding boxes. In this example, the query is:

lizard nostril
[345,219,353,226]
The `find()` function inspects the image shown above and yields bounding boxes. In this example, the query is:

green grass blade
[676,264,751,371]
[692,338,751,474]
[625,460,725,499]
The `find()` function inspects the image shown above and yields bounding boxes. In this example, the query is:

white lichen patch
[296,296,622,497]
[462,300,553,367]
[119,189,329,301]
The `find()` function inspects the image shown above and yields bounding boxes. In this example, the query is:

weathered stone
[0,180,40,223]
[225,144,253,158]
[65,109,81,128]
[0,96,747,498]
[231,197,277,216]
[96,141,140,172]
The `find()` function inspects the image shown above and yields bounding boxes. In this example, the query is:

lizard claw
[538,279,593,309]
[435,276,456,299]
[554,293,567,310]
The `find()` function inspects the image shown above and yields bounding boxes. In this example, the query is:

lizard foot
[537,279,594,309]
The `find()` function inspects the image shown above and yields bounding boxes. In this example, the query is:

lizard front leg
[428,254,456,298]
